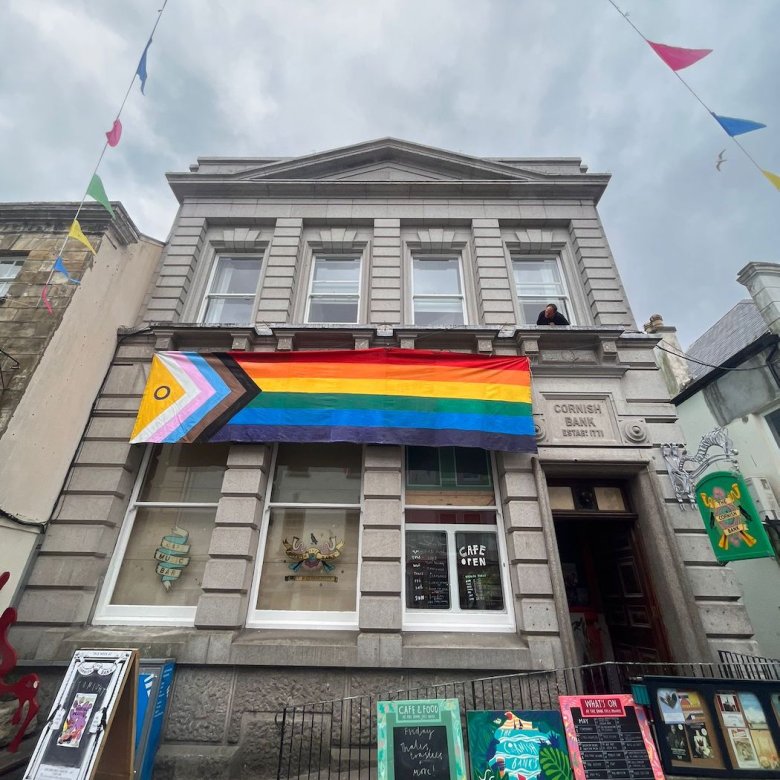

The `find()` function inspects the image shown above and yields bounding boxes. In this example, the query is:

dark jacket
[537,310,570,326]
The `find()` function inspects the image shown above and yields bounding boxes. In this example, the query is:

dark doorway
[550,482,671,665]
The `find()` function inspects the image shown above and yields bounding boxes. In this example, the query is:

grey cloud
[2,0,779,345]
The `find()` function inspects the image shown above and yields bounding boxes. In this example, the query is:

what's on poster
[466,709,572,780]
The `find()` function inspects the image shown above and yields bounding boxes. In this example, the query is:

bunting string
[38,0,169,311]
[606,0,780,191]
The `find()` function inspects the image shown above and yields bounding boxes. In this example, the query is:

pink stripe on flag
[149,354,216,442]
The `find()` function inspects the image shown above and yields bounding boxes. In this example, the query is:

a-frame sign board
[24,649,139,780]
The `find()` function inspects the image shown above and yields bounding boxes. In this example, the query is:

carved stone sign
[543,395,618,444]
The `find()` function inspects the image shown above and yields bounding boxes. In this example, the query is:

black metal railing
[718,649,780,680]
[275,659,776,779]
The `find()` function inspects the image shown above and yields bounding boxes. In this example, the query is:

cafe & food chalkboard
[377,698,467,780]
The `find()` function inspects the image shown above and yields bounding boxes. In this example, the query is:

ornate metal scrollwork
[662,427,740,509]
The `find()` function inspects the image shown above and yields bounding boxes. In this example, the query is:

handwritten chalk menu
[406,531,450,609]
[25,648,138,780]
[377,699,467,780]
[455,532,504,611]
[559,695,664,780]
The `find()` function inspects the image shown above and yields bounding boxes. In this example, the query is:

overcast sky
[2,0,779,347]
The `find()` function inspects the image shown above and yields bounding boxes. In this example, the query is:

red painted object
[0,571,39,753]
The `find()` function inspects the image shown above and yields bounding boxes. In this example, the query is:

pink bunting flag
[647,40,712,71]
[105,118,122,147]
[41,285,53,315]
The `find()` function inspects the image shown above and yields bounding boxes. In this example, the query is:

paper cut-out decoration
[105,118,122,147]
[155,527,190,591]
[87,174,115,219]
[647,40,712,71]
[68,219,97,255]
[53,257,80,284]
[711,113,767,137]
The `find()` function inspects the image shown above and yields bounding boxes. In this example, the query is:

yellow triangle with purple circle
[131,354,186,441]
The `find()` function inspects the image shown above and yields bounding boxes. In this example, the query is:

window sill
[15,625,533,671]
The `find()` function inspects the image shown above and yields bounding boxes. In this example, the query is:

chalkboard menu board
[560,695,664,780]
[406,531,450,609]
[455,531,503,610]
[377,699,467,780]
[393,724,450,779]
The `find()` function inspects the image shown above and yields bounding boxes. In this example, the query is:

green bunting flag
[86,174,115,218]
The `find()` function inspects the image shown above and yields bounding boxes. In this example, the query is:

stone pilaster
[195,445,270,629]
[370,219,402,324]
[357,445,403,666]
[497,452,565,669]
[472,218,515,326]
[256,218,303,324]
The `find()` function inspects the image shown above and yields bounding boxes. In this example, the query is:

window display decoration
[130,348,535,453]
[283,533,345,579]
[154,527,190,591]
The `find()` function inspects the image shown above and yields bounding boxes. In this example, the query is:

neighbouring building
[649,261,780,658]
[10,140,763,776]
[0,202,162,612]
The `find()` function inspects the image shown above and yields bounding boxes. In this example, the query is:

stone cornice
[165,176,611,204]
[0,202,141,246]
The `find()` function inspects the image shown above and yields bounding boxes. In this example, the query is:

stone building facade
[0,203,161,610]
[10,140,761,777]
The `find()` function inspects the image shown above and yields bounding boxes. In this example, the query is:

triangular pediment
[231,138,549,183]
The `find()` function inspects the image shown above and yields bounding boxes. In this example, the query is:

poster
[715,689,780,771]
[695,471,776,562]
[377,699,467,780]
[24,649,137,780]
[466,710,572,780]
[559,695,664,780]
[655,687,724,771]
[645,676,780,777]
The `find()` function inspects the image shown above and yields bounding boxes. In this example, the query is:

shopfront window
[95,444,229,625]
[249,443,362,628]
[403,446,513,631]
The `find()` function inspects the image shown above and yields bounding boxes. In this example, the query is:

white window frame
[0,257,25,297]
[197,253,264,325]
[304,254,363,325]
[511,255,575,326]
[94,447,221,626]
[402,451,515,632]
[410,254,468,326]
[246,444,364,630]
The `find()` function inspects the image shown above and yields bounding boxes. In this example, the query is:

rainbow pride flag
[130,348,535,452]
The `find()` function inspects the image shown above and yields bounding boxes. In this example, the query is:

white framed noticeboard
[24,648,139,780]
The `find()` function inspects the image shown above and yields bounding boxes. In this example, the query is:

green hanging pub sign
[695,471,776,562]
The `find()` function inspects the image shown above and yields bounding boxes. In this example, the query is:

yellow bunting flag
[762,170,780,191]
[68,219,96,255]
